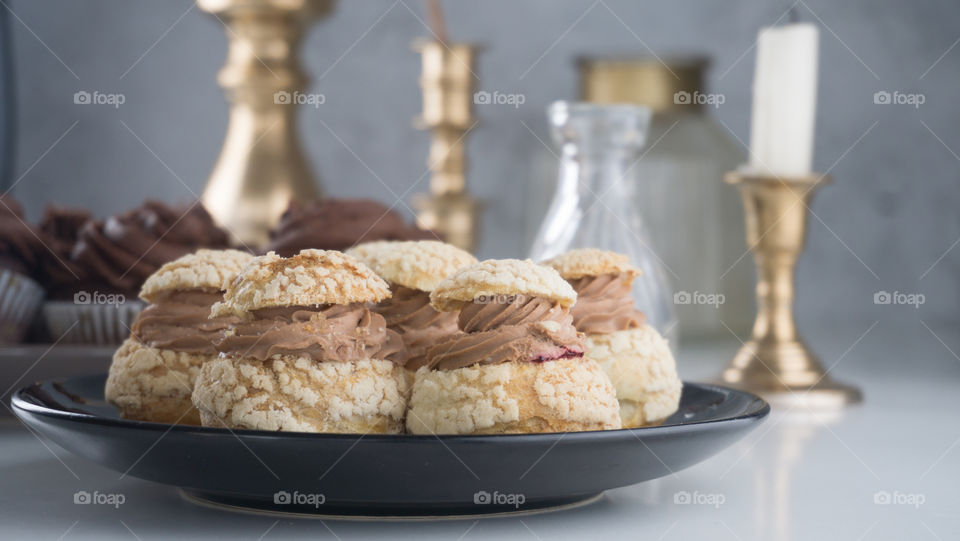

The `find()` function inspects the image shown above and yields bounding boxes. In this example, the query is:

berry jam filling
[529,346,584,363]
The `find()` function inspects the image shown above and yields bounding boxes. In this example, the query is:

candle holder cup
[720,171,861,409]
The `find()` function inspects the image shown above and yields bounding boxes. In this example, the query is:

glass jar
[529,101,678,341]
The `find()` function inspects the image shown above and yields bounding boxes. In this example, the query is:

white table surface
[1,322,958,540]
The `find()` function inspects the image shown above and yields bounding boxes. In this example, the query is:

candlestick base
[721,338,862,409]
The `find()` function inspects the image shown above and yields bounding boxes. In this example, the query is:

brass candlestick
[198,0,334,247]
[411,40,481,253]
[721,171,861,408]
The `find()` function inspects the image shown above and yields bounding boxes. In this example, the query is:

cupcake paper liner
[43,296,144,345]
[0,269,45,344]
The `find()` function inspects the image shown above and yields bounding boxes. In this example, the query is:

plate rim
[11,374,770,442]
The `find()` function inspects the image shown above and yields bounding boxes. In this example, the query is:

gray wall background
[7,0,960,332]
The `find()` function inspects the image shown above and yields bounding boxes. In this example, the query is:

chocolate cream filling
[566,273,645,334]
[372,285,460,370]
[215,303,403,363]
[423,295,584,371]
[131,289,239,355]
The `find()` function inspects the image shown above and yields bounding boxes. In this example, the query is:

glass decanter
[530,102,677,341]
[575,56,752,341]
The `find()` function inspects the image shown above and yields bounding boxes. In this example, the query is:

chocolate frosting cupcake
[0,196,47,343]
[37,205,91,300]
[266,199,434,257]
[0,196,43,277]
[71,201,230,296]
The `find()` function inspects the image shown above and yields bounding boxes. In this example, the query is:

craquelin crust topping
[191,355,409,433]
[346,240,476,292]
[429,259,577,312]
[104,338,207,425]
[139,249,254,302]
[406,358,620,434]
[619,387,682,428]
[211,249,392,317]
[541,248,641,280]
[584,325,681,426]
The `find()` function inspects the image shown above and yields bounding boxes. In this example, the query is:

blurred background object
[411,38,482,252]
[530,101,678,341]
[6,0,960,337]
[198,0,334,248]
[577,55,752,340]
[266,197,434,256]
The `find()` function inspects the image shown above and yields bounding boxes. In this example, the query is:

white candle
[748,23,819,178]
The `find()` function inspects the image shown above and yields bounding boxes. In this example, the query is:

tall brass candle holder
[411,40,482,253]
[198,0,334,247]
[721,171,861,408]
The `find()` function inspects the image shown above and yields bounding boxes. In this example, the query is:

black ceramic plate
[13,374,768,518]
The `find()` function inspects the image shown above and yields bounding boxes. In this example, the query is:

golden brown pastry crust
[346,240,476,292]
[139,249,254,303]
[542,248,641,280]
[430,259,577,312]
[584,325,681,427]
[105,338,206,425]
[211,249,391,317]
[406,357,621,434]
[192,356,410,433]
